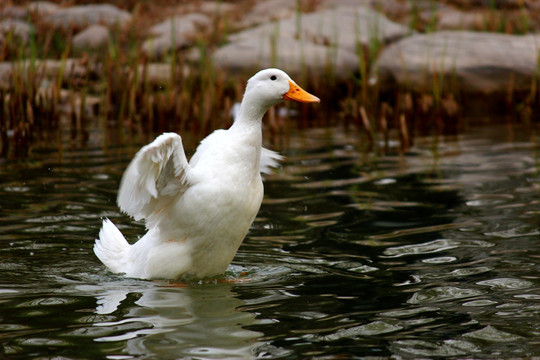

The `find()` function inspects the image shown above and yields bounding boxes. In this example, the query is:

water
[1,123,540,359]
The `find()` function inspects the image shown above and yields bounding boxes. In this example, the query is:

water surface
[1,123,540,359]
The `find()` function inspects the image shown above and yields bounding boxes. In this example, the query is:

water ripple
[391,339,481,357]
[371,222,484,241]
[315,320,404,341]
[477,278,534,290]
[484,226,540,238]
[408,286,484,304]
[383,239,494,257]
[464,325,524,342]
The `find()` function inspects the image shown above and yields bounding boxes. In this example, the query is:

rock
[0,20,34,43]
[148,13,210,38]
[43,4,131,31]
[26,1,59,16]
[198,1,236,14]
[142,13,211,58]
[179,1,236,15]
[368,0,412,19]
[73,25,110,50]
[55,89,101,118]
[237,0,300,28]
[526,0,540,11]
[138,63,190,87]
[238,0,364,28]
[306,6,410,51]
[214,4,410,79]
[0,59,90,89]
[213,36,359,78]
[375,31,540,95]
[175,1,235,14]
[370,1,459,29]
[1,6,28,19]
[436,8,486,30]
[0,63,12,88]
[322,0,372,8]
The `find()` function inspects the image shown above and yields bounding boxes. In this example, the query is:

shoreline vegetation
[1,0,540,159]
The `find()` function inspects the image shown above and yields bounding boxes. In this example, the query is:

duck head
[243,68,320,110]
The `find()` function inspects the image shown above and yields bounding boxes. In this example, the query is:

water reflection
[80,281,262,359]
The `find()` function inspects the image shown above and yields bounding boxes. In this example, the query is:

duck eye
[270,75,277,81]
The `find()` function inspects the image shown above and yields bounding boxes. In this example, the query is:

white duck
[94,68,320,280]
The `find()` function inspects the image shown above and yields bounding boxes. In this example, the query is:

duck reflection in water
[88,281,263,359]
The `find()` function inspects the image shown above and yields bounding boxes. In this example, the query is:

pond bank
[1,0,540,158]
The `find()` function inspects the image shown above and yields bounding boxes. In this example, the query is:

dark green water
[1,124,540,359]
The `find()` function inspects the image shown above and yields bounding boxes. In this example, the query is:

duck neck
[229,116,263,149]
[230,99,268,143]
[228,100,267,176]
[235,95,269,127]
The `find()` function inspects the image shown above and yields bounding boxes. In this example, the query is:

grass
[1,0,540,159]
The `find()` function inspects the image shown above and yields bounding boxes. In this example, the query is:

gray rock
[43,4,131,30]
[436,8,486,30]
[375,31,540,94]
[194,1,236,15]
[526,0,540,11]
[148,13,210,38]
[0,63,12,88]
[213,35,359,78]
[238,0,369,27]
[142,13,211,57]
[1,6,28,19]
[321,0,371,8]
[73,25,110,50]
[138,63,190,86]
[367,0,411,19]
[0,59,89,89]
[303,6,410,52]
[176,1,236,15]
[237,0,300,28]
[214,4,410,79]
[26,1,59,16]
[0,19,34,43]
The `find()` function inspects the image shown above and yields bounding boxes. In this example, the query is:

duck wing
[117,133,191,228]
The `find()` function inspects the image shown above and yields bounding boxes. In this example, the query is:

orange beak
[283,80,320,103]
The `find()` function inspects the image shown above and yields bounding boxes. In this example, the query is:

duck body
[136,127,264,279]
[94,68,319,280]
[106,129,263,280]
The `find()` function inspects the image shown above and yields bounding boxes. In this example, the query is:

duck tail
[94,219,131,274]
